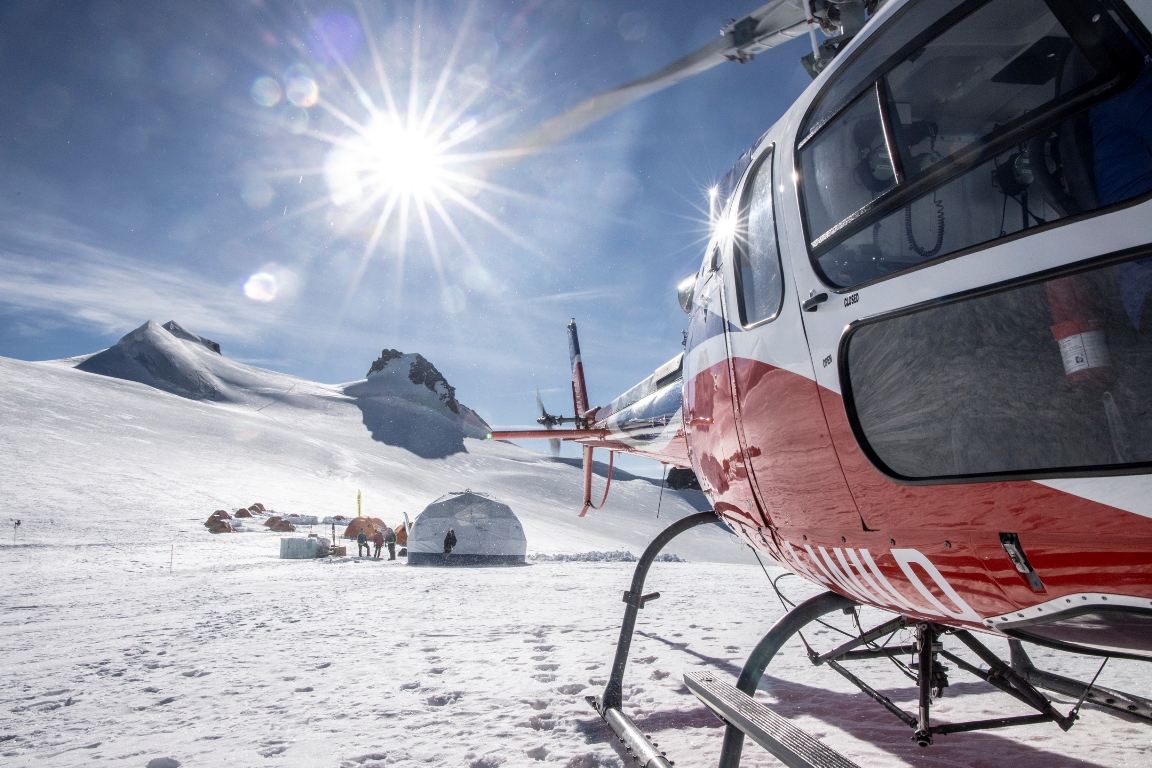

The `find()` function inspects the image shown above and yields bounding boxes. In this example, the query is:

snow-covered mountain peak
[76,319,229,401]
[161,319,221,354]
[348,349,464,416]
[344,349,489,456]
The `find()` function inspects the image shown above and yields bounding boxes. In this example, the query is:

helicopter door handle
[802,293,828,312]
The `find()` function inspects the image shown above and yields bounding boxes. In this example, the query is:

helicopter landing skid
[586,510,717,768]
[585,511,859,768]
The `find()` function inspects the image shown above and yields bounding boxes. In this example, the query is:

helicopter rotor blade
[488,0,810,168]
[549,437,562,457]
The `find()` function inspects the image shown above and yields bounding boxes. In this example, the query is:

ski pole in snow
[11,519,20,545]
[170,544,174,573]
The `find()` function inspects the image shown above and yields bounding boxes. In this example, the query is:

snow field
[3,544,1151,767]
[2,342,1151,767]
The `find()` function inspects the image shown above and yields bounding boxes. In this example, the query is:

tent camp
[408,491,526,566]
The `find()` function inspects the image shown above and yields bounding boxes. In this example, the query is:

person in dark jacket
[356,530,370,558]
[384,525,397,560]
[443,527,457,555]
[371,529,385,559]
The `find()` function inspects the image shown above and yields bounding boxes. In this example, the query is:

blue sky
[0,0,813,473]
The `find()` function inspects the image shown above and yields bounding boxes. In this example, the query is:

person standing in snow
[384,525,397,560]
[371,529,385,559]
[356,530,370,558]
[443,527,457,555]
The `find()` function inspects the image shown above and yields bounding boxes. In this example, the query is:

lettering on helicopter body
[843,293,859,308]
[779,540,981,623]
[822,354,833,368]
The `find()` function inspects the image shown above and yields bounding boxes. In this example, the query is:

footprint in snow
[399,681,420,690]
[556,683,585,695]
[650,670,670,681]
[525,745,548,761]
[146,759,181,768]
[535,664,559,671]
[527,714,555,731]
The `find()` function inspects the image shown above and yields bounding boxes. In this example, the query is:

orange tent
[205,510,231,527]
[394,524,408,546]
[343,517,385,540]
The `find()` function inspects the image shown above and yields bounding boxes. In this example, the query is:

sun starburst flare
[242,2,575,316]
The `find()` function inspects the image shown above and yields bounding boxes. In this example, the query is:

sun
[246,3,550,314]
[325,116,447,206]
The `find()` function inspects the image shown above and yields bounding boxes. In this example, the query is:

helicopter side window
[797,0,1149,289]
[844,251,1152,480]
[733,148,784,326]
[798,90,896,243]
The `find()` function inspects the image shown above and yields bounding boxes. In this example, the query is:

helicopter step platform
[685,671,861,768]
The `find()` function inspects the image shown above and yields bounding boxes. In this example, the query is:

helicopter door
[683,240,766,532]
[719,145,862,535]
[789,0,1152,532]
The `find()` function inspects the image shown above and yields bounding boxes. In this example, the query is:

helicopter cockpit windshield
[796,0,1151,289]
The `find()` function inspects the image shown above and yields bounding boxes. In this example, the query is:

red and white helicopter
[491,0,1152,765]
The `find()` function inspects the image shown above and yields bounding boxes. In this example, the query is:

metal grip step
[684,671,861,768]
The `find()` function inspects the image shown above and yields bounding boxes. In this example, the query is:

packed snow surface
[2,326,1151,767]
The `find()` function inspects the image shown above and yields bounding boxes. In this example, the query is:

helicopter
[490,0,1152,765]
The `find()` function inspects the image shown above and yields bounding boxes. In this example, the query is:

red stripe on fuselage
[685,357,1152,628]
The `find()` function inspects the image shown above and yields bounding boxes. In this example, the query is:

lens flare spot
[286,76,319,107]
[250,76,282,107]
[243,272,278,302]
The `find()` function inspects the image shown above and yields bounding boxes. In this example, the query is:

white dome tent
[408,491,527,566]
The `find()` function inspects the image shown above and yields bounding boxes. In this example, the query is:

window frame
[838,242,1152,485]
[731,146,786,329]
[795,0,1148,291]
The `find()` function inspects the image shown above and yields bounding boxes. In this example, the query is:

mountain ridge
[70,319,489,457]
